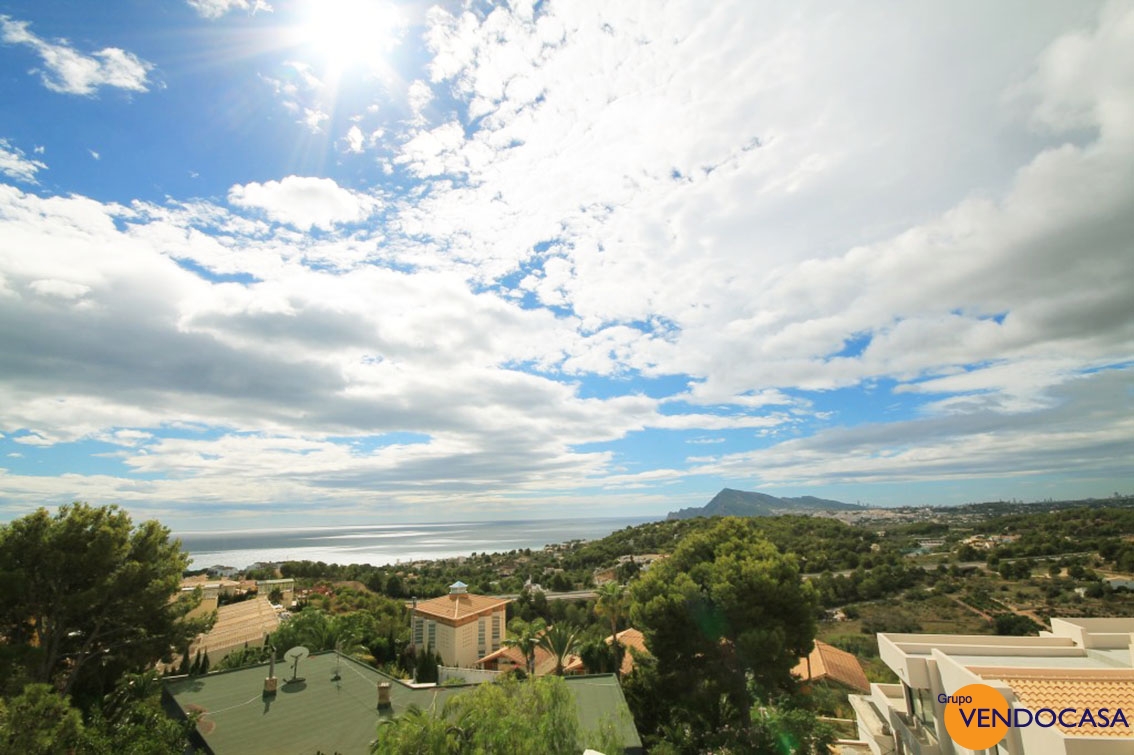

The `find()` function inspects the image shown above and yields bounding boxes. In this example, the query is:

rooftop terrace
[165,652,641,754]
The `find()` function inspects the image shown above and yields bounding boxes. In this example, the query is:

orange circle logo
[943,683,1010,749]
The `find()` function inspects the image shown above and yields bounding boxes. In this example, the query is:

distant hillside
[667,488,861,520]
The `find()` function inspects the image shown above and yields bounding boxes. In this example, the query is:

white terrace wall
[439,665,501,685]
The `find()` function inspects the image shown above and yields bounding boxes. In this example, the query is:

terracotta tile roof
[563,628,650,676]
[973,669,1134,738]
[475,644,526,667]
[192,596,279,660]
[474,635,581,676]
[412,593,510,626]
[792,640,870,692]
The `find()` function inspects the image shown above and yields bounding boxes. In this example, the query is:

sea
[176,516,654,570]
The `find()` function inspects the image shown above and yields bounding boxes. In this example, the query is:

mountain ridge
[666,488,861,520]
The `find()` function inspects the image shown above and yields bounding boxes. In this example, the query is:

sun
[299,0,404,70]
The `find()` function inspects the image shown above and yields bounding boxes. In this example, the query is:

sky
[0,0,1132,530]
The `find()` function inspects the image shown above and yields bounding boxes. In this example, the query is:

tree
[84,670,196,754]
[371,677,586,755]
[576,633,619,675]
[0,504,207,704]
[628,517,819,749]
[593,582,628,678]
[175,644,191,676]
[502,618,546,676]
[993,613,1042,636]
[414,648,441,684]
[749,701,838,754]
[0,684,84,754]
[537,623,580,676]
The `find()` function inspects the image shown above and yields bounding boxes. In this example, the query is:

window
[427,621,436,651]
[491,613,500,649]
[413,617,424,647]
[478,617,486,655]
[905,686,937,735]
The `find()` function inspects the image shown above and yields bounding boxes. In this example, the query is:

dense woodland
[2,496,1133,753]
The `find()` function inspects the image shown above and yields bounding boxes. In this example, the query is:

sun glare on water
[299,0,404,70]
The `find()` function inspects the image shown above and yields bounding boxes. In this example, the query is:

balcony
[891,709,941,755]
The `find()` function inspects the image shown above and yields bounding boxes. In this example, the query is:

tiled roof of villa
[791,640,870,692]
[474,634,581,676]
[193,596,279,659]
[412,592,510,626]
[563,628,649,676]
[972,668,1134,738]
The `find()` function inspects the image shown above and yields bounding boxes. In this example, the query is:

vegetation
[0,504,207,752]
[625,517,821,751]
[6,495,1129,753]
[371,676,622,755]
[594,581,629,677]
[502,617,546,676]
[537,623,581,676]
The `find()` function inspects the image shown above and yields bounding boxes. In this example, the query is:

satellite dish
[284,646,309,683]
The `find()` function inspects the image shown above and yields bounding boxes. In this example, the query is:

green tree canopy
[0,503,207,704]
[628,517,819,748]
[0,683,84,754]
[502,617,546,676]
[536,623,580,676]
[593,582,628,678]
[371,676,622,755]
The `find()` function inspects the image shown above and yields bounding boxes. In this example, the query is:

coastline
[177,515,653,570]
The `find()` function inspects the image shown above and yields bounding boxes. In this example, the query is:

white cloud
[690,368,1134,487]
[301,107,329,133]
[0,15,153,95]
[28,278,91,300]
[398,0,1134,414]
[186,0,272,19]
[227,176,379,229]
[3,2,1133,519]
[0,138,46,183]
[408,79,433,118]
[345,125,364,154]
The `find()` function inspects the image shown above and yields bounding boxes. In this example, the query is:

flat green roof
[165,653,641,754]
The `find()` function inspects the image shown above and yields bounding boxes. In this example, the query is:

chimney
[377,682,391,709]
[264,651,277,696]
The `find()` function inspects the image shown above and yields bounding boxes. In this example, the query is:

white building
[411,581,510,667]
[851,618,1134,755]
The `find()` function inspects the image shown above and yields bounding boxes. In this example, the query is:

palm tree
[594,582,628,678]
[371,703,451,754]
[537,623,580,676]
[502,617,546,676]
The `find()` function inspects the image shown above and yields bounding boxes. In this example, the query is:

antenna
[283,646,309,684]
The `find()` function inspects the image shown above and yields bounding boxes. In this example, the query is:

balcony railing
[892,710,941,755]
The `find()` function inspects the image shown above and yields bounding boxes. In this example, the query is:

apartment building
[411,581,510,667]
[850,618,1134,755]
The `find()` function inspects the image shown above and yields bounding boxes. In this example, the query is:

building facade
[850,618,1134,755]
[411,581,510,667]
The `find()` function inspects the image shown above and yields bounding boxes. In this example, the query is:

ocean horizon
[176,515,655,570]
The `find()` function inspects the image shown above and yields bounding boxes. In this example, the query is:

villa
[850,617,1134,754]
[410,581,511,667]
